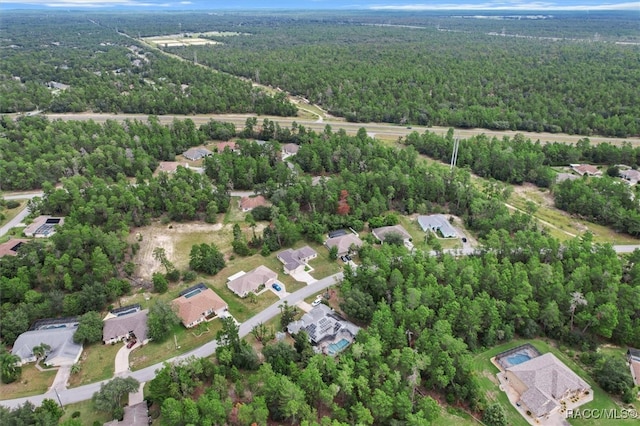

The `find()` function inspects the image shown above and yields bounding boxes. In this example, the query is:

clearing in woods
[129,221,232,280]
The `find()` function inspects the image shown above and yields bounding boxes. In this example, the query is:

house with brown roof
[325,233,364,256]
[172,284,228,328]
[23,216,64,238]
[570,164,602,176]
[155,161,186,174]
[103,309,148,345]
[239,195,268,212]
[277,246,317,274]
[372,225,413,249]
[0,238,29,258]
[503,352,591,421]
[282,143,300,159]
[227,266,277,298]
[214,141,237,152]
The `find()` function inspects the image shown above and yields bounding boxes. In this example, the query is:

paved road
[0,272,342,409]
[41,112,640,146]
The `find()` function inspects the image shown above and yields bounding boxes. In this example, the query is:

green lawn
[0,364,57,399]
[68,341,121,388]
[432,406,481,426]
[129,320,222,371]
[472,339,640,426]
[58,399,112,425]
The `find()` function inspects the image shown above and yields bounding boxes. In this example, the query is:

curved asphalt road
[0,272,343,409]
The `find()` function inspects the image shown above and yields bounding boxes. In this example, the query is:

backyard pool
[495,343,542,370]
[327,338,350,355]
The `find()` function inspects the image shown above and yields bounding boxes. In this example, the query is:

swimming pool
[328,338,350,355]
[505,353,531,366]
[184,288,202,299]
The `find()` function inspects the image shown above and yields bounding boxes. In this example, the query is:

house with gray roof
[103,309,149,345]
[182,147,212,161]
[372,225,413,250]
[620,169,640,185]
[325,233,363,256]
[418,215,458,238]
[287,304,360,356]
[504,352,591,421]
[12,326,83,367]
[277,246,317,274]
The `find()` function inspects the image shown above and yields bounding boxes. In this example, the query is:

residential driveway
[128,382,145,406]
[49,366,71,391]
[114,342,135,375]
[289,269,316,284]
[297,301,313,313]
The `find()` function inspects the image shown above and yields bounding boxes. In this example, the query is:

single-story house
[628,347,640,387]
[182,147,212,161]
[12,326,83,367]
[504,352,591,421]
[570,164,602,176]
[239,195,268,212]
[555,173,580,183]
[155,161,186,174]
[0,238,29,258]
[282,143,300,158]
[23,216,64,238]
[103,308,149,345]
[172,284,228,328]
[277,246,317,274]
[325,233,363,256]
[372,225,412,245]
[214,141,237,153]
[418,215,457,238]
[620,169,640,185]
[287,304,360,355]
[47,81,69,90]
[227,265,277,298]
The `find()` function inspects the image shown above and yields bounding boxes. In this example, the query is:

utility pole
[450,138,460,171]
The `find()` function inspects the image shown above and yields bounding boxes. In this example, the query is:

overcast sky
[1,1,639,11]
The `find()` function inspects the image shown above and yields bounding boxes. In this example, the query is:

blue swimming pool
[506,353,531,366]
[328,338,350,355]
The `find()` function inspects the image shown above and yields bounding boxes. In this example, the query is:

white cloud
[14,0,174,7]
[369,2,640,11]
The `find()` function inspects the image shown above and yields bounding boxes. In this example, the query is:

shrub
[6,200,20,209]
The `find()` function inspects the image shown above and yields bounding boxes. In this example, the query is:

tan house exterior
[325,233,363,256]
[227,265,277,298]
[504,353,591,421]
[0,238,29,258]
[239,195,268,212]
[172,287,228,328]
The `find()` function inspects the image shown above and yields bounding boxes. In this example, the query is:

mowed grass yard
[68,341,121,388]
[58,399,111,425]
[472,339,639,426]
[129,320,222,371]
[0,364,57,399]
[0,199,28,228]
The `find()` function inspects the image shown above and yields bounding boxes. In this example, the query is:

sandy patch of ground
[130,222,225,280]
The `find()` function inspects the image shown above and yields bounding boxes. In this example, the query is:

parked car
[127,339,137,349]
[311,298,322,307]
[272,283,282,292]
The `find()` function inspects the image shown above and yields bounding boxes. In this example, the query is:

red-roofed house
[239,195,268,212]
[0,238,29,258]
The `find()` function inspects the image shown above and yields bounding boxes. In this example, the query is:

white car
[311,298,322,307]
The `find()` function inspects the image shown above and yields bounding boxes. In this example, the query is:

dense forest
[163,13,639,136]
[0,13,296,116]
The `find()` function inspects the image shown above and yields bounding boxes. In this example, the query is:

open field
[0,364,57,400]
[59,399,111,425]
[472,339,639,426]
[509,184,640,245]
[68,342,121,388]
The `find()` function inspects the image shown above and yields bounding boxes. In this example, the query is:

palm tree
[32,343,51,364]
[0,350,22,384]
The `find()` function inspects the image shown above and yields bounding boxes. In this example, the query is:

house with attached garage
[325,233,363,257]
[23,216,65,238]
[277,246,317,274]
[182,147,212,161]
[11,318,82,367]
[0,238,29,258]
[227,266,278,298]
[102,305,149,345]
[418,214,458,238]
[172,283,228,328]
